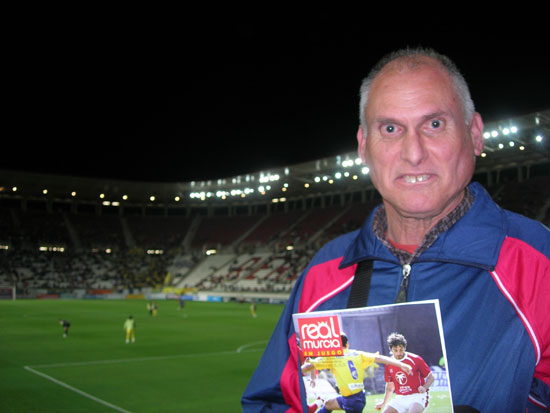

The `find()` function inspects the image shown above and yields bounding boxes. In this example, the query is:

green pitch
[0,299,282,412]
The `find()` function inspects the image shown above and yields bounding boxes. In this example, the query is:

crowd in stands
[0,177,548,297]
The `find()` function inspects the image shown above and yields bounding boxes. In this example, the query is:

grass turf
[0,299,282,412]
[1,299,452,412]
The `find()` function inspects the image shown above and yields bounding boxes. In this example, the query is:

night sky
[5,16,549,183]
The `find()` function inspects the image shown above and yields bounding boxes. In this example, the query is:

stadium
[1,108,549,412]
[2,19,549,413]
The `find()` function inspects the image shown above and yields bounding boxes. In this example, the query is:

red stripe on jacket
[493,236,550,387]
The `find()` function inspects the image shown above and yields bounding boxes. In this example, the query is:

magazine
[292,300,453,412]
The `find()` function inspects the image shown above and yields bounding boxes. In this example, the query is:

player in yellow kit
[302,333,412,413]
[123,315,136,344]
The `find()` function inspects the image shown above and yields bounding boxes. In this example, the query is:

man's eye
[430,120,442,129]
[384,125,396,133]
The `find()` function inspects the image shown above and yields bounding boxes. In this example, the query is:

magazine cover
[292,300,453,413]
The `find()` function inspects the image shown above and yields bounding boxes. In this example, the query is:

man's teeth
[403,175,430,183]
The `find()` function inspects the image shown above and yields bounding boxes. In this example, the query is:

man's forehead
[373,59,450,90]
[366,63,457,118]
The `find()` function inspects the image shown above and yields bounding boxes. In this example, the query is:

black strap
[453,407,479,413]
[346,260,373,308]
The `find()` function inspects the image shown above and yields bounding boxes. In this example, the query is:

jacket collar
[339,182,505,270]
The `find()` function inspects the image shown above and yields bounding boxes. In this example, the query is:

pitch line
[23,341,267,409]
[237,340,268,353]
[24,366,132,413]
[27,343,266,369]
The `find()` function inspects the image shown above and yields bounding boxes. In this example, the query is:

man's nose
[400,129,428,166]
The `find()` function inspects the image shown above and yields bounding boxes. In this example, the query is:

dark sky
[5,17,549,182]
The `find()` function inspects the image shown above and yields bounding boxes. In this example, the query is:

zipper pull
[395,264,411,303]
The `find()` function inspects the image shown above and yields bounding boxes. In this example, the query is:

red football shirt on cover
[384,352,432,395]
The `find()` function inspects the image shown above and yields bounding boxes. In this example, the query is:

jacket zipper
[395,263,411,303]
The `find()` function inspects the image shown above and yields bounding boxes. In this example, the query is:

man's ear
[357,125,368,164]
[469,112,484,156]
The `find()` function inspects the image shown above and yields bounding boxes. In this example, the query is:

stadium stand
[1,173,547,300]
[1,109,549,299]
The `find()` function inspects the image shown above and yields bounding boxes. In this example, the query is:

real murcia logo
[298,315,344,357]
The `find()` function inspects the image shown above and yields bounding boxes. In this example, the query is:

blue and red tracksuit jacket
[242,182,550,412]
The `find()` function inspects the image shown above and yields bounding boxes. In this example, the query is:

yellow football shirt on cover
[309,350,377,396]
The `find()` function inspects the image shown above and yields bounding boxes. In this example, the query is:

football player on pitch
[375,333,434,413]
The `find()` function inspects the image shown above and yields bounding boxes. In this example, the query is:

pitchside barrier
[12,287,290,304]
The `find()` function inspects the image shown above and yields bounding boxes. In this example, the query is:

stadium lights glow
[481,152,487,157]
[205,249,217,256]
[491,131,499,138]
[100,193,105,199]
[147,249,164,255]
[39,246,65,252]
[150,196,156,202]
[175,196,180,202]
[355,158,362,165]
[12,187,17,192]
[361,167,370,175]
[0,245,9,250]
[71,191,76,197]
[335,172,342,179]
[498,143,504,149]
[259,174,280,183]
[304,183,310,188]
[519,146,525,151]
[42,189,48,195]
[536,135,543,142]
[123,195,128,200]
[286,245,294,251]
[509,141,515,147]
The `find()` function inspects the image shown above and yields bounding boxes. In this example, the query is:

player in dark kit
[58,319,70,338]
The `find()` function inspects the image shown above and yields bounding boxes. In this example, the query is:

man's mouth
[403,174,431,184]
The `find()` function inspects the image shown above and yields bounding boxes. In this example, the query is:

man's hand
[374,402,384,410]
[401,363,412,375]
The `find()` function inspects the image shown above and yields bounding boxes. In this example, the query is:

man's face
[390,344,406,360]
[357,61,484,223]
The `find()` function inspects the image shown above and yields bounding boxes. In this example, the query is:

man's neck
[384,191,466,245]
[372,187,474,265]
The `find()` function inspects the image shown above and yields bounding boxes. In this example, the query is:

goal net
[0,286,16,300]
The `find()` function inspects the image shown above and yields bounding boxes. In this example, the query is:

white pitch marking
[28,344,265,369]
[237,340,268,353]
[24,365,132,413]
[24,343,266,409]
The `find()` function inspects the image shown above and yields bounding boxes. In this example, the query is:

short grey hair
[359,47,475,131]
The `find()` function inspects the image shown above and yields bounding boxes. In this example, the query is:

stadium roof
[2,109,549,209]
